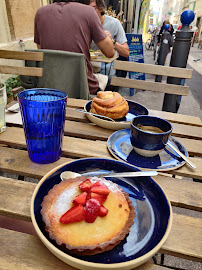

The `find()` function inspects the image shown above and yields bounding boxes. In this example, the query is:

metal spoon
[75,109,115,122]
[60,170,158,181]
[167,141,197,169]
[7,107,20,113]
[6,103,20,113]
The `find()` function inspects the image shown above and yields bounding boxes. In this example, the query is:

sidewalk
[119,44,202,120]
[188,45,202,75]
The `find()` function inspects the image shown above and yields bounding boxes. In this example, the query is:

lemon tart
[41,176,135,255]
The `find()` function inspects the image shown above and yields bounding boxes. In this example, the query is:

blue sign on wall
[126,33,145,81]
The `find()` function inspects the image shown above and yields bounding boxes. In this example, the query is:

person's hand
[105,30,113,41]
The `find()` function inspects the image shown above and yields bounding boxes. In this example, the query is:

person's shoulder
[36,5,47,13]
[105,15,121,26]
[105,15,118,22]
[36,3,56,15]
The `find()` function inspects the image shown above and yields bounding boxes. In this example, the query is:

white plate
[84,100,148,130]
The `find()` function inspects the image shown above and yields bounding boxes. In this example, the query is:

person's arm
[96,37,115,58]
[37,44,41,49]
[113,41,129,58]
[104,30,129,58]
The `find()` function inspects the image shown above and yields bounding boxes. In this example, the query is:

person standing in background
[158,20,174,44]
[90,0,129,87]
[34,0,115,95]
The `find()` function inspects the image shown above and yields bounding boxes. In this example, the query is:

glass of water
[18,88,67,164]
[0,83,7,133]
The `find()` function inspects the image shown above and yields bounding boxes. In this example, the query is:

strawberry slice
[79,179,92,192]
[85,198,101,223]
[86,191,91,201]
[99,205,109,217]
[91,180,104,188]
[72,192,87,205]
[60,204,85,224]
[90,192,108,204]
[91,184,110,195]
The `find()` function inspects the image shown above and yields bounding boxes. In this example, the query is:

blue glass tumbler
[18,89,67,164]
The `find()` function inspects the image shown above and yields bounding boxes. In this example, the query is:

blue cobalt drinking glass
[18,89,67,164]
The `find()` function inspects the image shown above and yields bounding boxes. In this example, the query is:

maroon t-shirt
[34,2,107,94]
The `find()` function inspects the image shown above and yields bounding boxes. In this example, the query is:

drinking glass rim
[18,88,67,102]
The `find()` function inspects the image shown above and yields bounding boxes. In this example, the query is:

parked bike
[145,34,156,50]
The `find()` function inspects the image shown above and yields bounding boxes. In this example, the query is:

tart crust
[41,176,136,255]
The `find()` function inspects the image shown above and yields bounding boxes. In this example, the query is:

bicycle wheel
[145,40,151,50]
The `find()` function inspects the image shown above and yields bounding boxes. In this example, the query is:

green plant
[5,75,21,98]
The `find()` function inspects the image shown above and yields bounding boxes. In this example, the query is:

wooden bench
[111,61,193,111]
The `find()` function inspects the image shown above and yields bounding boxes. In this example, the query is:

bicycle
[145,34,155,50]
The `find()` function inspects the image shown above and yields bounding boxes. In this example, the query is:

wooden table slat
[0,228,170,270]
[0,146,73,180]
[160,213,202,262]
[66,98,202,126]
[154,175,202,211]
[1,128,202,180]
[149,109,202,127]
[6,109,202,141]
[1,175,201,223]
[64,120,202,146]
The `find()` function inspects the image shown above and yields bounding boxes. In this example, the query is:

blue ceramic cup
[130,115,173,157]
[18,88,67,164]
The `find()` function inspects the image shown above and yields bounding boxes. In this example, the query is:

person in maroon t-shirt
[34,0,115,95]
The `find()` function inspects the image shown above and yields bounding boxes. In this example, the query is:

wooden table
[1,98,202,270]
[90,54,119,75]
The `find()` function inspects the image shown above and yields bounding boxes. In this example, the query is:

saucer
[107,129,187,171]
[84,100,148,130]
[31,158,172,270]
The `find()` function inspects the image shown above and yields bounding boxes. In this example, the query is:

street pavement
[119,44,202,120]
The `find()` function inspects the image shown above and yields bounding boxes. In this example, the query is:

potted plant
[5,75,22,103]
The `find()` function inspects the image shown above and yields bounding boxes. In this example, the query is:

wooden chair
[111,60,193,111]
[0,50,44,77]
[0,49,90,100]
[0,50,44,97]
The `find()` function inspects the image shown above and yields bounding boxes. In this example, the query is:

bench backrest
[111,60,193,96]
[0,50,44,77]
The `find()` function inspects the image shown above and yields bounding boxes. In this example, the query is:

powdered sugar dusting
[90,177,121,193]
[54,186,78,215]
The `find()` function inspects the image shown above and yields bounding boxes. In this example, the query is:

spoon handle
[167,141,197,169]
[75,109,115,122]
[60,170,158,181]
[90,171,158,178]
